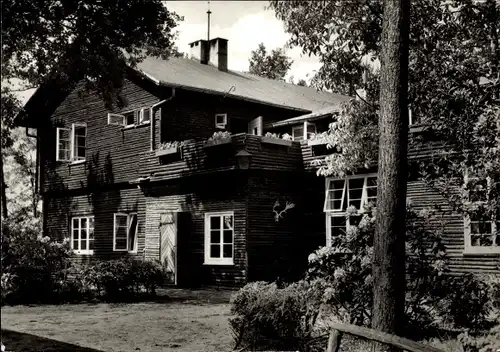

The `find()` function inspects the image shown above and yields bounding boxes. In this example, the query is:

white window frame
[463,173,499,254]
[56,123,87,163]
[292,121,316,141]
[56,127,72,161]
[139,107,152,125]
[113,213,138,252]
[215,113,227,129]
[204,211,234,265]
[71,216,94,255]
[324,174,377,247]
[107,110,137,127]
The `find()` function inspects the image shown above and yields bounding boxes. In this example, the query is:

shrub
[229,280,326,352]
[83,257,165,301]
[1,222,74,304]
[306,204,493,338]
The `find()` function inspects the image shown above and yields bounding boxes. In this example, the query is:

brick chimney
[188,38,228,72]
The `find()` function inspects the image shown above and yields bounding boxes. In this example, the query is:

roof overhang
[264,107,341,129]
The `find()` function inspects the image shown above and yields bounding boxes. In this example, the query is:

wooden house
[16,37,499,288]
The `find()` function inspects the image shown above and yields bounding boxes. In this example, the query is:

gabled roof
[135,56,351,112]
[16,55,352,127]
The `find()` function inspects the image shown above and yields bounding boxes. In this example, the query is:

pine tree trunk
[371,0,409,351]
[1,155,8,219]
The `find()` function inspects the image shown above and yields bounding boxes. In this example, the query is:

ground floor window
[71,216,94,255]
[324,174,377,246]
[204,212,234,265]
[113,213,138,252]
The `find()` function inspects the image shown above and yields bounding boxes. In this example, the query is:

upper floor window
[292,121,316,141]
[108,107,151,127]
[56,123,87,163]
[71,216,94,255]
[204,212,234,265]
[463,172,499,254]
[139,107,152,124]
[215,113,227,129]
[113,213,138,252]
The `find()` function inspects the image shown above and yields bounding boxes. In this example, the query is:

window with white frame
[324,175,377,246]
[292,121,316,141]
[71,216,94,254]
[107,110,137,127]
[215,113,227,129]
[463,172,499,254]
[113,213,138,252]
[56,123,87,162]
[204,212,234,265]
[139,107,152,124]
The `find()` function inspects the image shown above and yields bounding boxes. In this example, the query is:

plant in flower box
[204,131,232,147]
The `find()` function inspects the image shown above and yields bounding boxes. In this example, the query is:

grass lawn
[1,288,236,352]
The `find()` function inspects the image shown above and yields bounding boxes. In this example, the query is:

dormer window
[292,121,316,141]
[215,113,227,129]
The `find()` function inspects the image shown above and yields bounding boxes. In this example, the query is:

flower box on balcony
[260,136,293,147]
[203,136,232,148]
[155,147,180,157]
[307,138,328,146]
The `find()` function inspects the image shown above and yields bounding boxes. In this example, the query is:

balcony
[137,133,305,182]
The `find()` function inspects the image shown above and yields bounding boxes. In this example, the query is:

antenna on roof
[207,1,212,43]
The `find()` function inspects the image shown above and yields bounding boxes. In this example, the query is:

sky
[16,1,321,105]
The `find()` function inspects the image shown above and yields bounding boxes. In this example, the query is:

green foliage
[248,43,293,81]
[229,280,326,352]
[306,204,493,338]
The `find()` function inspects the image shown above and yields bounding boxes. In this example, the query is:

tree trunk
[1,155,8,219]
[372,0,409,351]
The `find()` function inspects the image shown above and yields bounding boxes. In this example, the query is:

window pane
[128,215,137,251]
[115,239,127,250]
[223,215,233,229]
[89,239,94,250]
[349,178,364,189]
[332,189,344,201]
[73,229,79,240]
[331,180,345,191]
[223,230,233,244]
[89,227,94,240]
[116,215,128,227]
[89,217,94,230]
[124,112,135,125]
[142,109,151,122]
[81,228,87,240]
[367,187,377,198]
[481,236,493,246]
[210,244,220,258]
[331,216,346,237]
[73,240,79,250]
[73,218,79,229]
[116,227,127,239]
[349,215,362,227]
[293,126,304,140]
[223,244,233,258]
[307,123,316,134]
[210,230,220,244]
[367,177,377,187]
[75,126,86,136]
[81,218,87,229]
[77,147,86,159]
[210,216,220,230]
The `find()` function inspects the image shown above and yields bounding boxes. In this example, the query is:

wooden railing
[326,322,445,352]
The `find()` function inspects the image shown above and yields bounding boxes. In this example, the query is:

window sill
[122,122,150,131]
[69,160,86,166]
[203,260,234,266]
[73,250,94,255]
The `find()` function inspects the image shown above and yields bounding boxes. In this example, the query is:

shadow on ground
[1,329,103,352]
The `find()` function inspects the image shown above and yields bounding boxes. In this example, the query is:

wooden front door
[160,212,177,285]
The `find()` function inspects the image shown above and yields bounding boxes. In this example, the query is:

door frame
[159,210,179,285]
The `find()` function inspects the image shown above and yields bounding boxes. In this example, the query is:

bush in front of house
[1,221,74,305]
[306,204,494,339]
[229,280,326,352]
[83,257,166,301]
